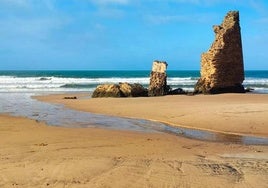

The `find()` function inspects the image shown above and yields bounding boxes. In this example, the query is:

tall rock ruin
[148,60,168,96]
[194,11,245,94]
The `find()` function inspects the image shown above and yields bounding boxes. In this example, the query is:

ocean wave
[244,78,268,85]
[0,76,197,85]
[38,77,52,81]
[0,76,268,93]
[60,84,97,88]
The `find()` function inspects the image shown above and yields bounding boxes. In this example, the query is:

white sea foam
[243,78,268,85]
[0,76,197,92]
[0,76,267,93]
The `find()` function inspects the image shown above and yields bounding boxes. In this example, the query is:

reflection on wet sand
[1,93,268,145]
[214,133,243,143]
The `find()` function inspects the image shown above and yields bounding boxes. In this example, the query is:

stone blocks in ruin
[148,60,169,96]
[194,11,245,94]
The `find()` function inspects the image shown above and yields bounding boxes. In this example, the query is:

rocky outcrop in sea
[92,60,172,98]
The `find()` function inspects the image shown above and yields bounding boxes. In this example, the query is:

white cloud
[0,18,61,39]
[147,0,224,5]
[145,15,189,24]
[172,0,202,4]
[0,0,58,12]
[248,0,268,15]
[0,0,31,8]
[256,17,268,24]
[90,0,129,5]
[145,13,214,24]
[90,0,129,19]
[41,0,56,11]
[95,6,125,18]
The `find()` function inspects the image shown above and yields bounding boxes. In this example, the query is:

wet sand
[1,114,268,187]
[37,93,268,136]
[1,93,268,187]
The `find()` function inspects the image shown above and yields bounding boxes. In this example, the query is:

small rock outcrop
[92,84,123,98]
[92,83,147,98]
[119,83,148,97]
[168,88,186,95]
[194,11,245,94]
[148,60,169,96]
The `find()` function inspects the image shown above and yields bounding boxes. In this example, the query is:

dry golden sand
[0,93,268,187]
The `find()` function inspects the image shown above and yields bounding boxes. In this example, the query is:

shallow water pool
[0,92,268,145]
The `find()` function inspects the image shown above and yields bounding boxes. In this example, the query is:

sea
[0,70,268,93]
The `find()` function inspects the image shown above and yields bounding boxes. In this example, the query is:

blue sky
[0,0,267,70]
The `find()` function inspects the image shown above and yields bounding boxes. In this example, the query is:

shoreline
[35,93,268,137]
[1,93,268,187]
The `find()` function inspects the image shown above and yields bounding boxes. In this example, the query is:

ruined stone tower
[148,60,168,96]
[194,11,245,94]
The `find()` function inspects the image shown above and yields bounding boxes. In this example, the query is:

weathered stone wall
[148,61,168,96]
[195,11,245,94]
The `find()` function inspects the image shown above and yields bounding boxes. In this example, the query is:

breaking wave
[0,70,267,93]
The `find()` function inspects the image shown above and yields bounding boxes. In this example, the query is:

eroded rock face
[148,61,168,96]
[119,83,148,97]
[92,83,148,98]
[92,84,123,98]
[195,11,245,94]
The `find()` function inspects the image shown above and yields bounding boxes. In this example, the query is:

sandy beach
[0,93,267,187]
[0,113,268,188]
[37,93,268,136]
[1,0,268,187]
